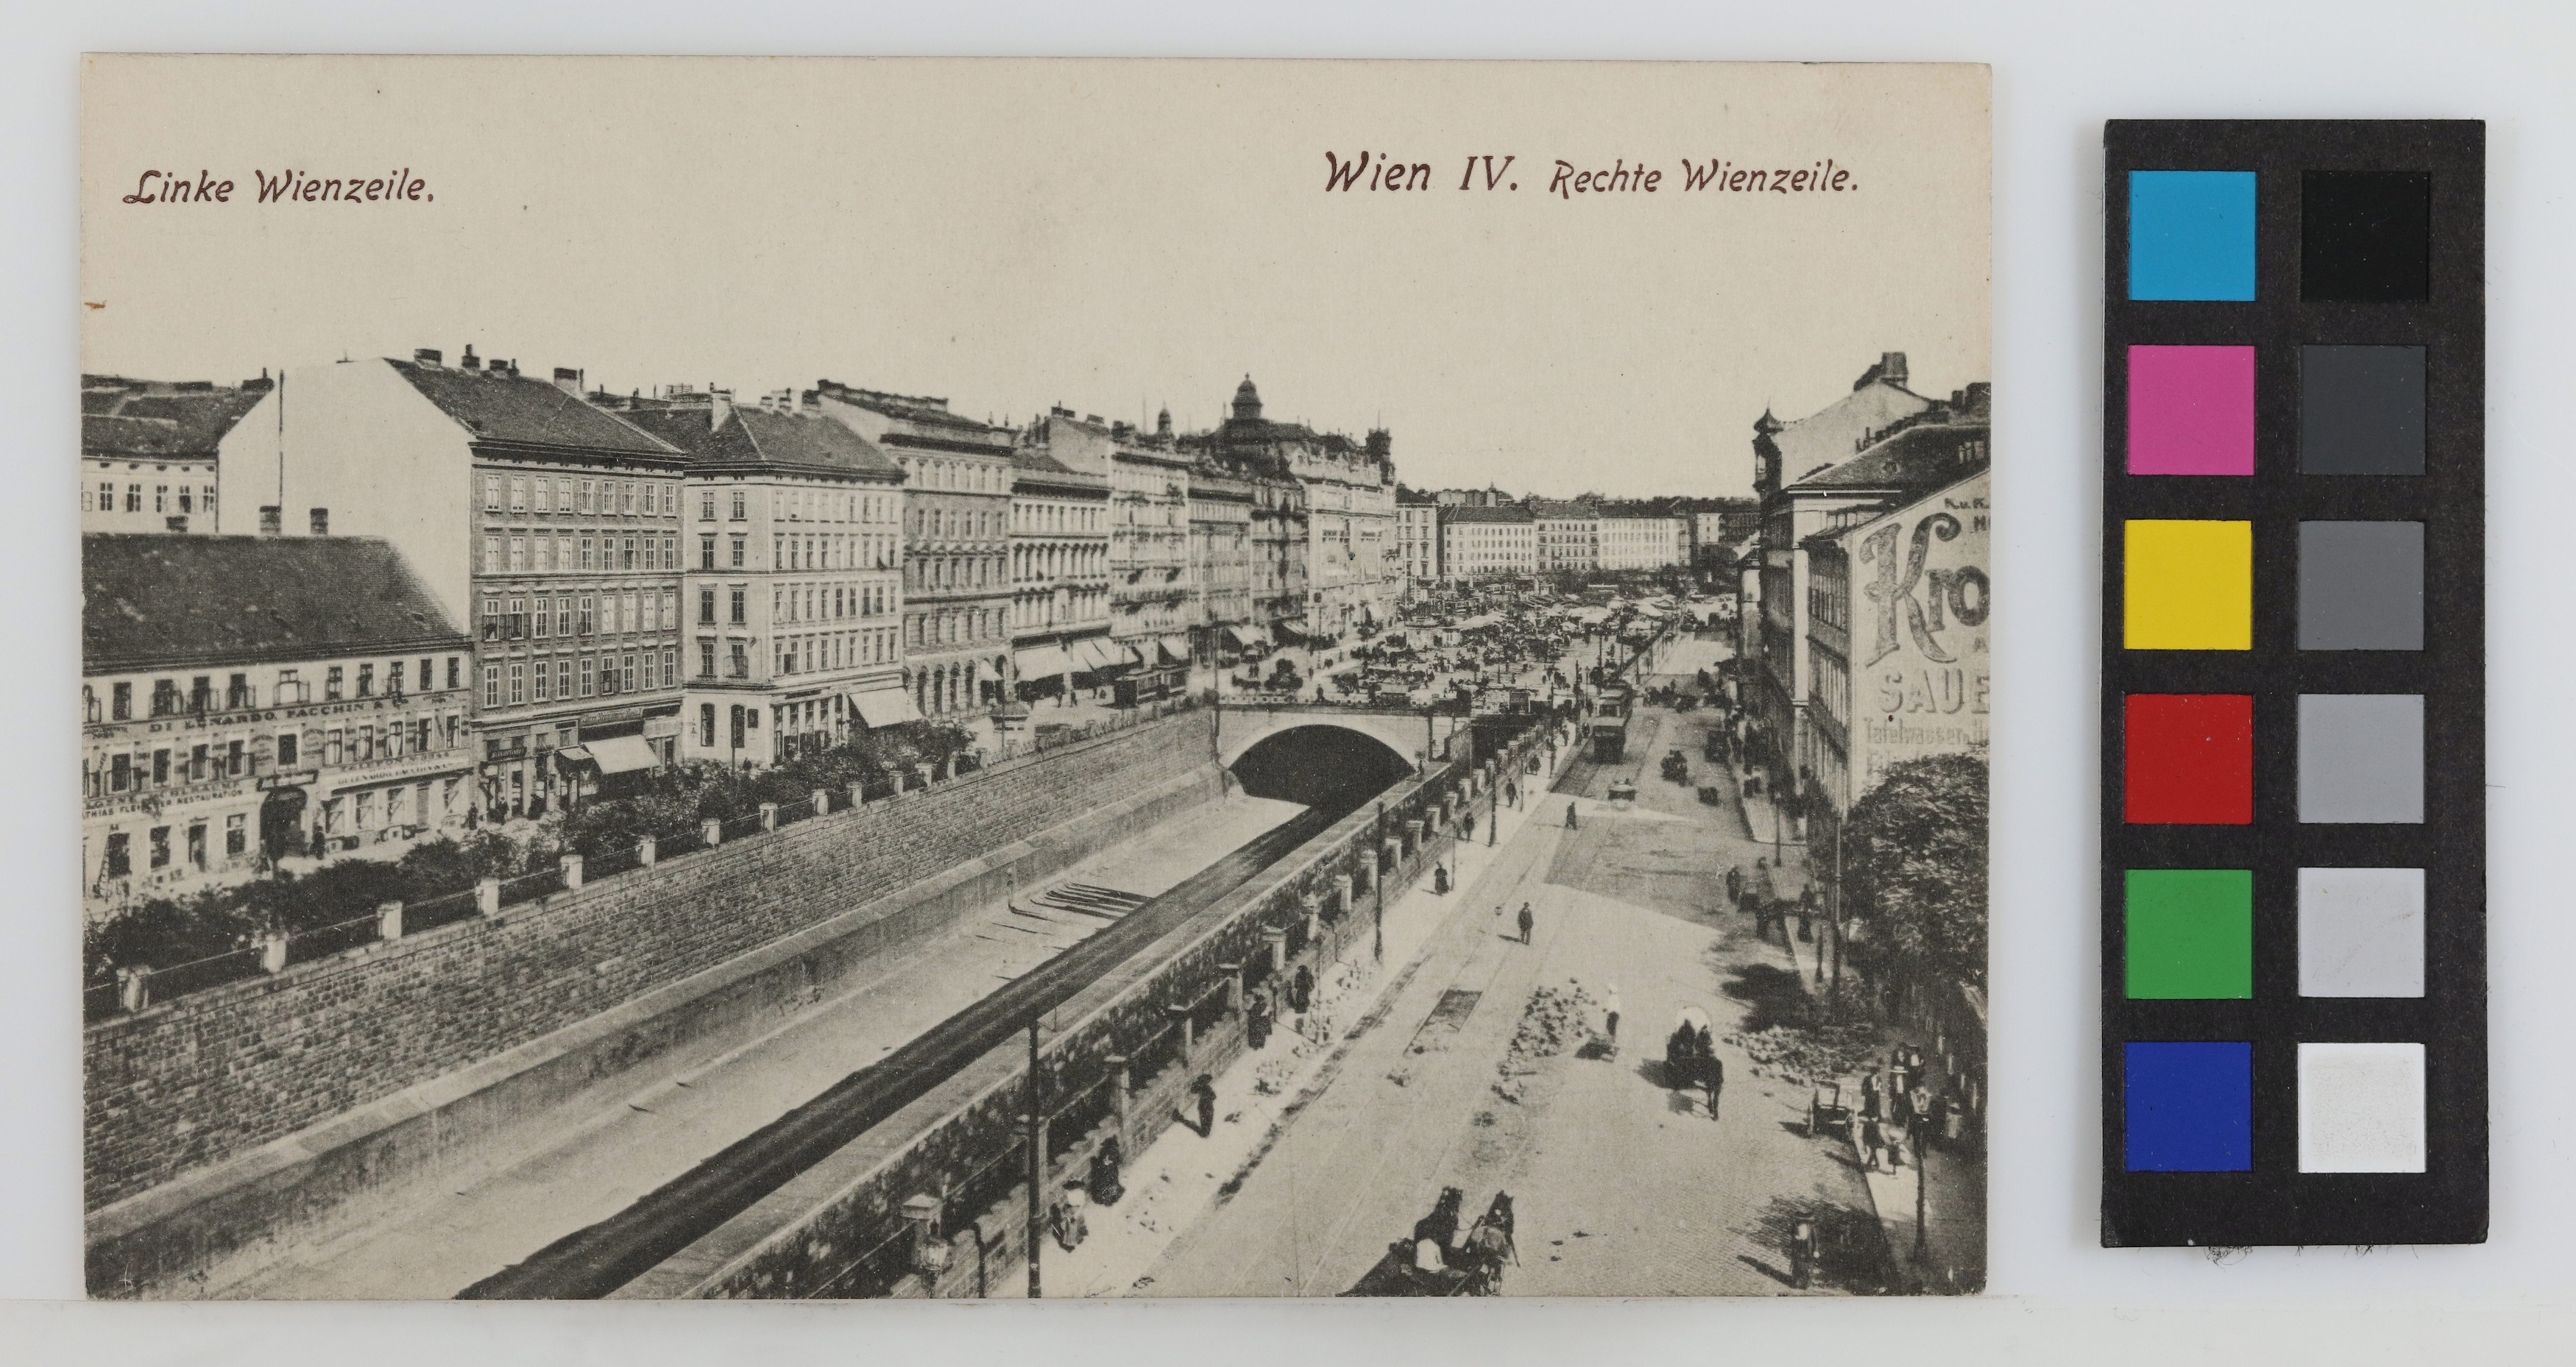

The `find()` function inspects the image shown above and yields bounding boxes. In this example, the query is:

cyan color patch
[2129,171,2257,301]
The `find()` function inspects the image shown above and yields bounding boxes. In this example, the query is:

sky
[82,57,1989,500]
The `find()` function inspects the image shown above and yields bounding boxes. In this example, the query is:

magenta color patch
[2128,345,2256,476]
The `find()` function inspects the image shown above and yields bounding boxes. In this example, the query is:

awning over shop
[1222,623,1268,650]
[1273,617,1308,641]
[592,734,662,774]
[1156,636,1192,666]
[1016,644,1073,679]
[1072,638,1123,673]
[849,683,925,729]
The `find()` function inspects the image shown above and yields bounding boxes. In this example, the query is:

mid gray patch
[2299,521,2424,650]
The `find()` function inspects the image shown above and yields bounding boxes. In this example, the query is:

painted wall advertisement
[1847,468,1989,790]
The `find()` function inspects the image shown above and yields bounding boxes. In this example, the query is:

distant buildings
[1529,499,1599,576]
[1008,444,1114,702]
[82,534,474,923]
[1395,486,1441,587]
[1440,503,1537,581]
[82,374,267,535]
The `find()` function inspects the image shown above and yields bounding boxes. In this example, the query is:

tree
[1840,750,1986,990]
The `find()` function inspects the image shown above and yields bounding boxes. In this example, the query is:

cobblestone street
[1132,670,1908,1298]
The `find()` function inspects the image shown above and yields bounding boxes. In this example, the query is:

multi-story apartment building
[1440,503,1538,581]
[617,391,910,767]
[218,347,690,821]
[82,374,267,535]
[82,535,474,923]
[1008,447,1113,700]
[1023,407,1197,676]
[1529,498,1600,576]
[810,381,1018,723]
[1691,499,1763,571]
[1395,486,1441,592]
[1597,506,1690,571]
[1205,377,1397,646]
[1189,461,1256,661]
[1747,352,1989,812]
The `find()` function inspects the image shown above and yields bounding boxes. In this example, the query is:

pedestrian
[1724,863,1745,911]
[1291,962,1314,1015]
[1565,801,1579,830]
[1699,1026,1722,1118]
[1505,781,1518,809]
[1858,1073,1882,1122]
[1462,810,1477,842]
[1517,901,1535,945]
[1603,984,1622,1044]
[1189,1074,1217,1137]
[1860,1117,1889,1173]
[1789,1216,1818,1290]
[1246,987,1273,1050]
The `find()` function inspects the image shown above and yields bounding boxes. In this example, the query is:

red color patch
[2125,695,2254,824]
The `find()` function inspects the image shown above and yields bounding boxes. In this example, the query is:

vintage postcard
[79,56,1990,1299]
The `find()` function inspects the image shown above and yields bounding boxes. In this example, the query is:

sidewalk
[1044,737,1578,1296]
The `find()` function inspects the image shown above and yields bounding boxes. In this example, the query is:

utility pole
[1025,1018,1043,1299]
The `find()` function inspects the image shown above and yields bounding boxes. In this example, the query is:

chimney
[553,366,584,397]
[309,508,330,536]
[710,388,735,428]
[414,348,443,369]
[459,344,480,372]
[1880,351,1908,388]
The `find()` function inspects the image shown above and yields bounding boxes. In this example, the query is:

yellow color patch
[2126,520,2252,650]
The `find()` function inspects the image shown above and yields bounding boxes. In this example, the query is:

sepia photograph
[77,55,1990,1300]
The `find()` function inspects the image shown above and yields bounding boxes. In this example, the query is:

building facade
[1189,463,1256,661]
[1395,486,1441,588]
[1747,355,1989,814]
[82,374,266,536]
[82,535,474,923]
[1022,407,1197,676]
[1596,509,1689,571]
[1009,447,1113,700]
[617,391,910,768]
[1529,498,1600,576]
[217,347,690,822]
[1205,377,1396,647]
[1440,503,1538,581]
[810,381,1018,723]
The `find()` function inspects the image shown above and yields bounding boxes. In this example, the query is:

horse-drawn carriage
[1660,749,1690,784]
[1348,1188,1518,1296]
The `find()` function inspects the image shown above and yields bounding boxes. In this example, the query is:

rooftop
[82,379,269,462]
[85,533,468,674]
[1444,504,1536,524]
[392,358,682,458]
[620,403,905,480]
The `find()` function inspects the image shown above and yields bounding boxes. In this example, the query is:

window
[384,662,403,698]
[555,658,571,700]
[622,536,637,569]
[579,657,595,697]
[660,589,676,631]
[701,490,716,522]
[508,661,525,706]
[110,754,131,792]
[483,536,502,573]
[730,489,746,521]
[578,595,595,635]
[730,534,747,568]
[555,600,572,637]
[112,681,132,719]
[154,485,169,513]
[700,535,716,569]
[309,508,330,535]
[323,667,344,700]
[149,826,171,870]
[225,814,247,858]
[509,536,528,572]
[533,598,551,639]
[481,599,501,640]
[619,482,634,515]
[729,586,747,625]
[662,649,675,687]
[357,664,374,697]
[698,587,716,624]
[484,474,503,510]
[578,479,594,514]
[127,484,142,512]
[510,476,528,511]
[103,831,132,878]
[700,703,715,745]
[95,481,112,512]
[699,641,716,677]
[534,477,552,514]
[446,657,461,691]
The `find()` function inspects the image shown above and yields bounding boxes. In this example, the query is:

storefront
[849,680,926,733]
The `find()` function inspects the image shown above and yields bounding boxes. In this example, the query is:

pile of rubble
[1493,980,1600,1104]
[1727,1020,1878,1086]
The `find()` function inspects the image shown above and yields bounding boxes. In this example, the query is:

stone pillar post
[813,789,831,817]
[1105,1054,1132,1151]
[1354,858,1375,895]
[701,817,723,847]
[377,900,405,942]
[560,853,584,890]
[638,836,657,867]
[1382,839,1401,877]
[1168,1003,1195,1064]
[256,929,289,974]
[902,1193,948,1281]
[849,780,867,809]
[1264,926,1288,975]
[476,877,501,916]
[1334,874,1354,920]
[116,965,152,1013]
[1404,818,1423,855]
[758,802,779,832]
[1217,962,1242,1017]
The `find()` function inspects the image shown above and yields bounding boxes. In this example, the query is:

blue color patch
[2129,171,2257,301]
[2124,1041,2254,1171]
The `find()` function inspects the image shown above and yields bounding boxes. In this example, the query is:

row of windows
[1012,543,1108,581]
[768,628,900,678]
[698,486,899,526]
[1011,586,1111,633]
[910,553,1008,594]
[910,606,1005,650]
[480,531,678,575]
[87,658,465,722]
[484,472,675,518]
[479,590,677,640]
[87,483,216,516]
[910,505,1008,541]
[770,580,894,625]
[481,650,678,708]
[1014,501,1105,534]
[88,714,462,797]
[910,455,1008,494]
[767,533,896,572]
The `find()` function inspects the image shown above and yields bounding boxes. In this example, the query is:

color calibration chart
[2101,121,2485,1246]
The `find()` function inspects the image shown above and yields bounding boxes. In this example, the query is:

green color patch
[2126,869,2254,999]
